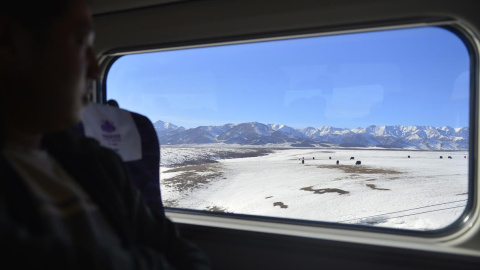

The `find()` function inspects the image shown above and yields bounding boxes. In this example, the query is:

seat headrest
[81,103,142,161]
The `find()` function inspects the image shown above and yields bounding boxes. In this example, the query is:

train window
[106,26,472,232]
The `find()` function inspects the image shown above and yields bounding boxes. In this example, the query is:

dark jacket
[0,129,210,270]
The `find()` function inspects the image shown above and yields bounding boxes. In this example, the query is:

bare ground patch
[365,176,401,182]
[163,199,179,208]
[171,158,219,167]
[301,186,349,195]
[274,202,288,208]
[165,148,273,167]
[163,164,223,192]
[366,184,390,191]
[348,174,362,179]
[205,206,230,213]
[214,149,273,159]
[316,164,403,175]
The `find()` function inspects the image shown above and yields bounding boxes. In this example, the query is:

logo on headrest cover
[101,120,116,133]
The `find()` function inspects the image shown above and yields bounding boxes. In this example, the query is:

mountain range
[153,120,469,150]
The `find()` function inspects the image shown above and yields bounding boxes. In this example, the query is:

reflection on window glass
[107,26,470,231]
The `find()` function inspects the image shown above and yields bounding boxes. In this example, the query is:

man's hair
[0,1,73,36]
[0,0,76,147]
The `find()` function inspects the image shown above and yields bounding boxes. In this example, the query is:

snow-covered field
[160,147,469,231]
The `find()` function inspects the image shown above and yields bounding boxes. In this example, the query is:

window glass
[107,26,471,231]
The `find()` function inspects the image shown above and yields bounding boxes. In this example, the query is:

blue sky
[107,26,470,129]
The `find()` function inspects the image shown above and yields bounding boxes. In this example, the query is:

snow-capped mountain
[199,124,235,136]
[153,120,185,138]
[155,121,468,150]
[153,120,183,131]
[217,122,281,145]
[269,124,307,139]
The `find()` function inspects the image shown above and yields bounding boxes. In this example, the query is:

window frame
[97,18,480,243]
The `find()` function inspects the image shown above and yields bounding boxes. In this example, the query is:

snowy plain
[160,147,469,231]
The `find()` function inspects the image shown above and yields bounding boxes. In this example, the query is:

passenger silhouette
[0,1,210,269]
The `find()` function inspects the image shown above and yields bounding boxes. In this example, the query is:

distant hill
[154,121,469,150]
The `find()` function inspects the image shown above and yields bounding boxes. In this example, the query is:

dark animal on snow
[329,157,331,159]
[350,157,354,160]
[336,160,339,165]
[448,156,452,159]
[302,160,304,164]
[408,155,410,158]
[355,161,361,165]
[440,156,443,159]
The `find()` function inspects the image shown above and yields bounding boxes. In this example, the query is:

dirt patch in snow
[316,164,402,175]
[163,164,223,191]
[163,148,273,167]
[300,186,349,195]
[366,184,390,191]
[205,206,230,213]
[163,199,179,208]
[274,202,288,208]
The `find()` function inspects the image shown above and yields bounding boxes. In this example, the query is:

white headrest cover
[81,103,142,161]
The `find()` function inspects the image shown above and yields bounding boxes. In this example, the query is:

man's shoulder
[42,127,126,180]
[42,127,132,199]
[43,127,114,156]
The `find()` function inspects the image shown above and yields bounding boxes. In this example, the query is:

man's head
[0,0,99,135]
